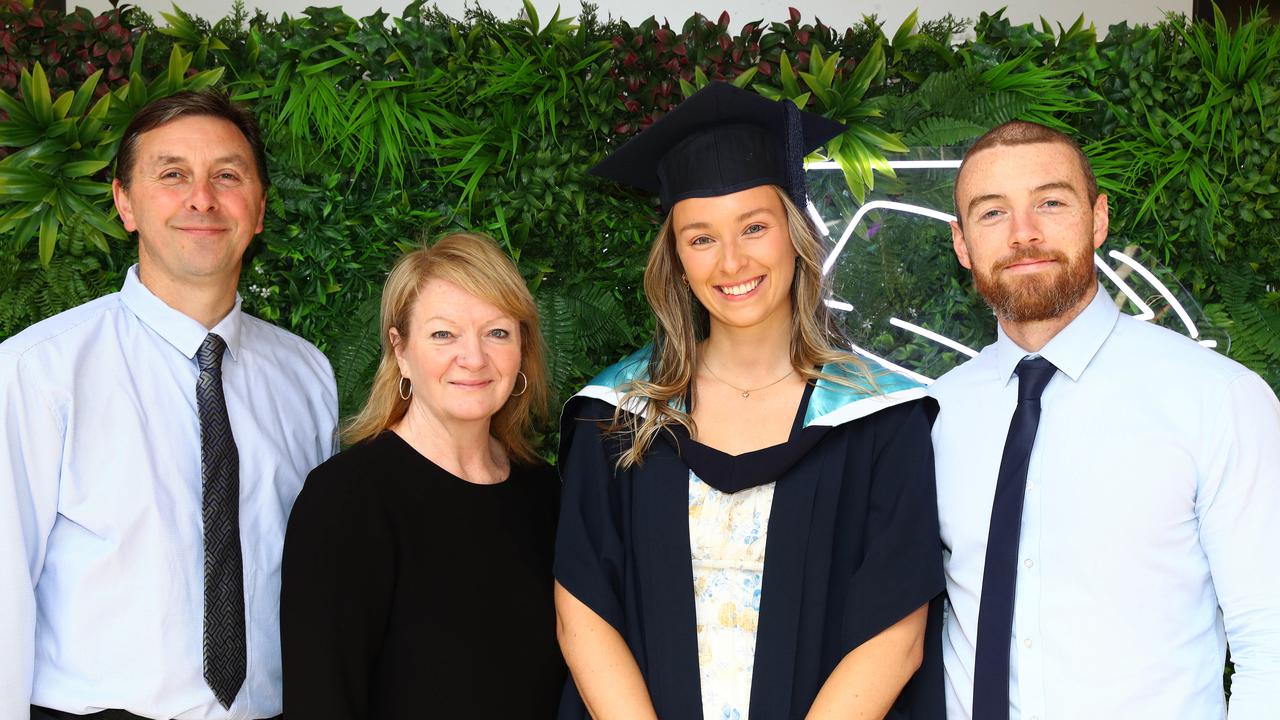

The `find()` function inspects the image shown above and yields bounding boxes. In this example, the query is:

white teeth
[720,277,763,296]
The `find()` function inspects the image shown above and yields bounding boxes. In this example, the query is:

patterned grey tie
[197,332,245,709]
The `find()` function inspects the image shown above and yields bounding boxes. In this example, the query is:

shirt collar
[992,283,1119,387]
[119,264,244,362]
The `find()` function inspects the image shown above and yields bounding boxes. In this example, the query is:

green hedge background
[2,0,1278,430]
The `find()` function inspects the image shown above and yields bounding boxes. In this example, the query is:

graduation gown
[554,347,946,719]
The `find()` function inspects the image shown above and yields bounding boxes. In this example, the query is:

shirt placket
[1013,411,1048,720]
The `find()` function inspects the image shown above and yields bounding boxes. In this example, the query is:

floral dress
[688,470,776,720]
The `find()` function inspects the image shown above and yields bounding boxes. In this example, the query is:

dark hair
[954,120,1097,226]
[114,89,268,190]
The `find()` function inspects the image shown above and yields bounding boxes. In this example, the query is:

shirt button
[1024,638,1033,648]
[1024,558,1034,569]
[1026,480,1036,490]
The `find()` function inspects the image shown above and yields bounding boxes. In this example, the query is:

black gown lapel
[634,439,704,718]
[747,439,824,719]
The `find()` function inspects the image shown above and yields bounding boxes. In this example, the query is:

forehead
[955,142,1087,203]
[133,114,255,166]
[412,277,512,322]
[670,184,783,226]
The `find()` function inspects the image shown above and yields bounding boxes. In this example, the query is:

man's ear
[1091,194,1109,250]
[951,220,973,269]
[113,179,138,233]
[255,188,266,234]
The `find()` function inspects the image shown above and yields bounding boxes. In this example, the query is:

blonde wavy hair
[344,232,549,463]
[610,185,874,468]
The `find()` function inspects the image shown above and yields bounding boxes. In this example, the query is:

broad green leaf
[130,33,149,78]
[845,40,885,100]
[69,70,104,117]
[38,210,59,266]
[184,68,226,92]
[28,64,55,126]
[9,204,46,246]
[50,91,74,122]
[779,53,801,98]
[731,67,758,88]
[60,160,111,178]
[798,72,833,109]
[0,88,35,125]
[892,10,918,49]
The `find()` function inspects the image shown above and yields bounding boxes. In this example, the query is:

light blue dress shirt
[0,265,338,720]
[930,286,1280,720]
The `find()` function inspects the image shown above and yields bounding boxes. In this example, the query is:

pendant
[741,391,750,398]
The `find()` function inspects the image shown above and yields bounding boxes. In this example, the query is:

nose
[186,177,217,213]
[718,237,748,275]
[454,333,488,370]
[1009,209,1042,246]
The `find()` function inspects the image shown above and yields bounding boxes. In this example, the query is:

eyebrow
[421,315,514,325]
[676,207,777,235]
[151,154,251,167]
[965,181,1077,216]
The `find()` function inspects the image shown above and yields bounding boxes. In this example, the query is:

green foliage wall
[2,1,1278,427]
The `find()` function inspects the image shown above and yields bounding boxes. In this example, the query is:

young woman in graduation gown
[280,233,566,718]
[554,83,945,719]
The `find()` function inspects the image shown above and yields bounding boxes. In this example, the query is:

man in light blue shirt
[930,120,1280,719]
[0,90,337,719]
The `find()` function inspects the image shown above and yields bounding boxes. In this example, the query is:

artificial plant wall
[2,0,1277,424]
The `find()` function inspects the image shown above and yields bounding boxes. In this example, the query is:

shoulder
[0,293,125,368]
[238,312,335,384]
[1109,314,1255,386]
[512,458,561,507]
[310,432,403,480]
[805,354,930,428]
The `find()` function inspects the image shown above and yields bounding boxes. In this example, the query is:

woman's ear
[389,326,408,376]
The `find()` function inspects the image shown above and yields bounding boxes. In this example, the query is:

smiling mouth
[717,276,764,296]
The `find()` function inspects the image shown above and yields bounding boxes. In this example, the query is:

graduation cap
[590,82,847,211]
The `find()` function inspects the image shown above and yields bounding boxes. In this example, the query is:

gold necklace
[701,360,795,398]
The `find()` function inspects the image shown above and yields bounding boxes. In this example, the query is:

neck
[137,264,239,330]
[999,283,1097,353]
[392,402,506,484]
[701,311,794,383]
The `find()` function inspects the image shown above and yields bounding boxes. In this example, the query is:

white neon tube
[1107,250,1199,338]
[1093,254,1155,321]
[821,201,957,276]
[805,200,831,236]
[847,341,935,385]
[889,317,979,357]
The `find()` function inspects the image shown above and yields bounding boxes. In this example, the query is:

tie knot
[1015,355,1057,401]
[198,333,228,372]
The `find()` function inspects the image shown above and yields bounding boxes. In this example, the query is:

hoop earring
[398,376,412,400]
[511,371,528,397]
[681,273,689,287]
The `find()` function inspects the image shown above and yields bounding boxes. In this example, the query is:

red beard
[973,245,1097,322]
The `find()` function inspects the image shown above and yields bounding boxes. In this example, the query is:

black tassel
[784,100,807,209]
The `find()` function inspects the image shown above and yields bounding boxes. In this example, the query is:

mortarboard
[590,82,846,211]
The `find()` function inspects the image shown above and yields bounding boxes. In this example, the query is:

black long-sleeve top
[281,430,565,719]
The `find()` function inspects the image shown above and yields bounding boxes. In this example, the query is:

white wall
[84,0,1188,37]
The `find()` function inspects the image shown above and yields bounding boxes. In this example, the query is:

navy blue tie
[972,355,1057,720]
[197,333,245,709]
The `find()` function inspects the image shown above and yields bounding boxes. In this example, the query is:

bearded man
[928,121,1280,720]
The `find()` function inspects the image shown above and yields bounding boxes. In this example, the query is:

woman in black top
[281,232,565,719]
